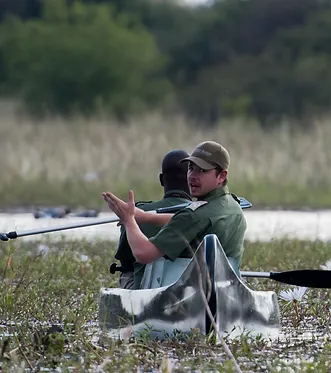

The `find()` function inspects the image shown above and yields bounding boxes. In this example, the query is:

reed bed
[1,103,331,209]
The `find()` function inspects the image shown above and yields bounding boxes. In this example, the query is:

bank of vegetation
[1,0,331,127]
[1,0,331,209]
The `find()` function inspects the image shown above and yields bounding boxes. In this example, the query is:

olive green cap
[180,141,230,170]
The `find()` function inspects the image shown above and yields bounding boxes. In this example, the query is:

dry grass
[1,101,331,208]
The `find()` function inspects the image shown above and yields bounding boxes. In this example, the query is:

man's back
[149,186,246,266]
[188,188,246,264]
[116,191,191,288]
[202,190,246,264]
[113,149,191,289]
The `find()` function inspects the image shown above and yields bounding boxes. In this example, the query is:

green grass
[0,237,331,372]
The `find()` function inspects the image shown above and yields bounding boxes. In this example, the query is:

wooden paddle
[240,270,331,289]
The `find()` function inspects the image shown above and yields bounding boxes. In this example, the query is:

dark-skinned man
[114,149,192,289]
[103,141,247,285]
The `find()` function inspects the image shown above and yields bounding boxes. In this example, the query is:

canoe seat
[140,254,240,290]
[140,257,191,289]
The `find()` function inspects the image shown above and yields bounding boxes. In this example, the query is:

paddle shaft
[241,269,331,288]
[0,203,196,241]
[0,202,196,241]
[1,198,252,241]
[240,271,270,279]
[5,216,120,240]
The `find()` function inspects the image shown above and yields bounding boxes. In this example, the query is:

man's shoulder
[185,201,208,211]
[135,200,159,212]
[226,193,245,214]
[135,200,153,208]
[170,200,209,220]
[136,197,188,212]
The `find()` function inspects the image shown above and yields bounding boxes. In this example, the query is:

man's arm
[149,211,205,261]
[125,217,164,264]
[102,190,164,264]
[137,212,173,227]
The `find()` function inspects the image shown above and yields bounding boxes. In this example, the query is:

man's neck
[163,189,192,200]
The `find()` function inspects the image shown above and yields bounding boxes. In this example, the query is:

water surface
[1,210,331,242]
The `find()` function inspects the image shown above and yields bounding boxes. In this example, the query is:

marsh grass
[2,103,331,209]
[0,238,331,371]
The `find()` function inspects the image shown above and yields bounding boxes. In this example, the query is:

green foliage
[2,0,331,125]
[0,237,331,371]
[169,0,331,125]
[0,0,170,117]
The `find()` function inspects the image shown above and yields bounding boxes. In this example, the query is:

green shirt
[149,186,247,265]
[114,190,192,288]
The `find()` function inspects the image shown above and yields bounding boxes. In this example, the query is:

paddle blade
[239,197,252,209]
[0,233,8,241]
[270,269,331,288]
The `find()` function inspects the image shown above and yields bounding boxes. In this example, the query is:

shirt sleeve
[149,209,208,261]
[114,225,132,261]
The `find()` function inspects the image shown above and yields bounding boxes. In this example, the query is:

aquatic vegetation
[279,287,308,326]
[279,287,308,303]
[320,259,331,270]
[0,238,330,372]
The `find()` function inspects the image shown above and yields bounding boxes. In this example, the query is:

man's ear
[217,169,228,185]
[221,170,228,182]
[159,173,164,186]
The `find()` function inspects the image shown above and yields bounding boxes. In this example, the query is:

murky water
[1,209,331,242]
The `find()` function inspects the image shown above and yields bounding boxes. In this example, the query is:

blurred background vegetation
[1,0,331,127]
[1,0,331,209]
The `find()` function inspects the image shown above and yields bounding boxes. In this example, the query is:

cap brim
[180,156,215,170]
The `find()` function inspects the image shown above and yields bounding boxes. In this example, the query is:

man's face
[187,162,227,198]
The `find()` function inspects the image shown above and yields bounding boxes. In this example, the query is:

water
[1,209,331,242]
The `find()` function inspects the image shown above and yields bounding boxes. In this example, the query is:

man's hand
[102,190,163,264]
[102,190,134,224]
[102,190,146,224]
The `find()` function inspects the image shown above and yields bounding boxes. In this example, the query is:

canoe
[98,234,280,341]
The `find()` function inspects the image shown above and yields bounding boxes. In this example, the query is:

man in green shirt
[103,141,247,279]
[114,149,192,289]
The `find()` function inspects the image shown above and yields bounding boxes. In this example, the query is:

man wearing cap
[103,141,247,283]
[114,149,192,289]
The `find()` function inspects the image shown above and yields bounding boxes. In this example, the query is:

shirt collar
[197,185,229,201]
[164,190,192,200]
